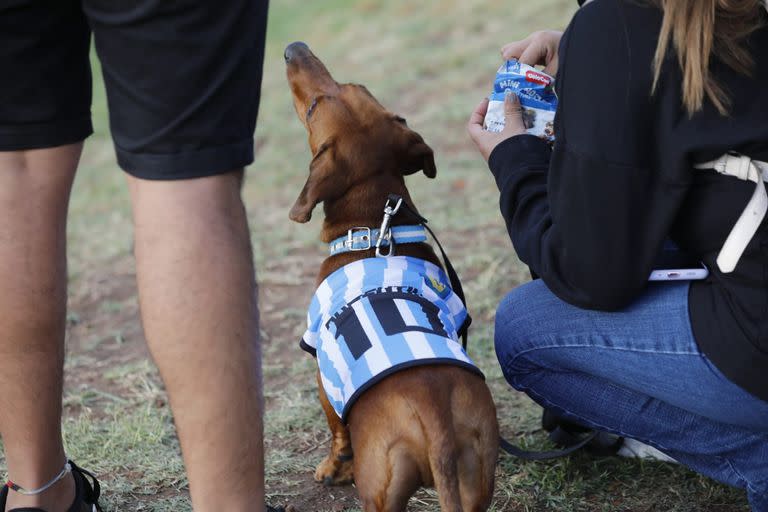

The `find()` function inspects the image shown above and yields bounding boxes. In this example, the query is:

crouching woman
[467,0,768,509]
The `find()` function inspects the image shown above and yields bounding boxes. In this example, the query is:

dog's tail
[422,371,497,512]
[426,419,463,512]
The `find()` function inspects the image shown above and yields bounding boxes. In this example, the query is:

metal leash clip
[375,196,403,257]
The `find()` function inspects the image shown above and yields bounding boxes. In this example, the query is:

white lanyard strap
[693,153,768,273]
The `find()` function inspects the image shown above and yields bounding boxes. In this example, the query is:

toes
[314,455,354,486]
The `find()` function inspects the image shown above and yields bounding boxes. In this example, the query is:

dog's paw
[314,454,354,486]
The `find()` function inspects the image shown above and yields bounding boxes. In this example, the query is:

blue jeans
[494,280,768,511]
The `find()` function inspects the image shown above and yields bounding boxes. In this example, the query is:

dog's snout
[285,41,310,63]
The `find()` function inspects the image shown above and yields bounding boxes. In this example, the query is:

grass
[0,0,753,510]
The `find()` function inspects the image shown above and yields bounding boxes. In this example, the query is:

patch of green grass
[63,404,188,511]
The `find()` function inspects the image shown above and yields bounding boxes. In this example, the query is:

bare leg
[128,171,264,512]
[0,144,81,512]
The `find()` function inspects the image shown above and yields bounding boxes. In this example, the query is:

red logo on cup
[525,70,551,86]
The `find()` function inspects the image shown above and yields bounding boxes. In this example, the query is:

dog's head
[285,42,436,223]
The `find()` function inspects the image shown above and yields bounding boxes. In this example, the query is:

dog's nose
[285,41,310,63]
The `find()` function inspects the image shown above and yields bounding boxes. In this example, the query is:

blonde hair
[650,0,765,116]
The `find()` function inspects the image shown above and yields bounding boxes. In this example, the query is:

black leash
[499,408,626,460]
[501,427,624,461]
[500,430,599,461]
[389,194,472,348]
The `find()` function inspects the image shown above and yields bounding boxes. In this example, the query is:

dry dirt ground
[61,231,751,512]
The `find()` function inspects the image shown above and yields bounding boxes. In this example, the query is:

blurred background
[0,0,751,510]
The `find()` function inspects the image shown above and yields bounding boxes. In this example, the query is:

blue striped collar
[329,225,427,256]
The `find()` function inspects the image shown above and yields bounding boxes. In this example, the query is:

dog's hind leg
[314,370,354,486]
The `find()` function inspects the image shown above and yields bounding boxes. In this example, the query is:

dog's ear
[400,129,437,179]
[289,140,338,223]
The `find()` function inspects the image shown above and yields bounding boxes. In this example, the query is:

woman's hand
[501,30,563,76]
[467,93,526,163]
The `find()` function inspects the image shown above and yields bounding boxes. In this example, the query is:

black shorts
[0,0,268,180]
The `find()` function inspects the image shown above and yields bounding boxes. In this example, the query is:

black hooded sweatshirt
[489,0,768,402]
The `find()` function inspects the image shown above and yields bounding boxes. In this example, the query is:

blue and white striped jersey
[301,256,481,421]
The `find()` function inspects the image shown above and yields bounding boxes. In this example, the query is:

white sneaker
[617,438,677,463]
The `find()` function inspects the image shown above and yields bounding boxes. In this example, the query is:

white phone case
[648,266,709,281]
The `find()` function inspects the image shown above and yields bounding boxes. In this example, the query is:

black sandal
[0,460,102,512]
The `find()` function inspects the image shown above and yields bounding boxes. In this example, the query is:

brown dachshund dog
[285,42,498,512]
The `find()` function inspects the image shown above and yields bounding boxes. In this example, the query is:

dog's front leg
[314,369,354,486]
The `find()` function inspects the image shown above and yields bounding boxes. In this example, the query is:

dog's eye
[394,116,407,125]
